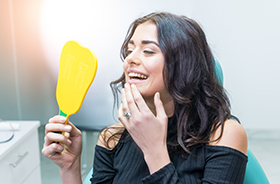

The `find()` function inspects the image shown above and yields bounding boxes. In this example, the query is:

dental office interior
[0,0,279,183]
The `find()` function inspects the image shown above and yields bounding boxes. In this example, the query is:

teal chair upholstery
[244,149,270,184]
[83,59,269,184]
[83,168,93,184]
[214,59,269,184]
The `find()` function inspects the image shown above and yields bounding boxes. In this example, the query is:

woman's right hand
[41,115,82,171]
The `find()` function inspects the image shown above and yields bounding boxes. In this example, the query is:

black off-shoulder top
[90,119,248,184]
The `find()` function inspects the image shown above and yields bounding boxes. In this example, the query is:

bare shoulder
[209,119,248,155]
[97,122,125,150]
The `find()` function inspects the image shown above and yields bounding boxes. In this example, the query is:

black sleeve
[202,146,248,184]
[90,145,116,184]
[142,146,247,184]
[141,163,182,184]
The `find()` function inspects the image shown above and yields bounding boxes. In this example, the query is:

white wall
[189,1,280,130]
[1,0,279,130]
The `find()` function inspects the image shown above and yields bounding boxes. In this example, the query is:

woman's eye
[144,50,155,55]
[127,49,133,55]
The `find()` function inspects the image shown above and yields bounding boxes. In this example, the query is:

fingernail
[59,116,66,123]
[156,92,160,99]
[64,125,71,132]
[66,139,72,145]
[124,83,129,88]
[131,84,136,89]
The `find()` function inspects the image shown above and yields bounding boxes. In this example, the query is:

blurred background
[1,0,279,183]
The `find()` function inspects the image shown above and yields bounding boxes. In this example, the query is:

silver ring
[124,112,132,119]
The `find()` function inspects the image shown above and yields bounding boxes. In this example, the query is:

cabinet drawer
[23,165,41,184]
[0,129,40,184]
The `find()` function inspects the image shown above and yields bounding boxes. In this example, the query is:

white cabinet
[0,121,41,184]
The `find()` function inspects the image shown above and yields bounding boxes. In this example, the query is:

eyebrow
[128,40,160,47]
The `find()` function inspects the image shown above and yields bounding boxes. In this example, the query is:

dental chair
[214,59,269,184]
[83,59,270,184]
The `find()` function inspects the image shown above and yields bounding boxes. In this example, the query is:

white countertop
[0,121,40,160]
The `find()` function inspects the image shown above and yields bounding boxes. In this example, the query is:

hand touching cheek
[118,83,170,174]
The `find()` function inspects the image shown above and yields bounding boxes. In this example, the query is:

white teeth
[128,72,147,79]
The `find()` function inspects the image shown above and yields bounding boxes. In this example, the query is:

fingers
[119,84,137,125]
[123,83,139,113]
[45,115,69,134]
[121,88,130,116]
[130,84,150,113]
[122,83,150,113]
[154,92,168,121]
[42,142,64,159]
[44,115,73,146]
[118,103,127,126]
[42,115,74,159]
[44,131,72,146]
[65,121,82,138]
[120,83,148,125]
[120,83,168,124]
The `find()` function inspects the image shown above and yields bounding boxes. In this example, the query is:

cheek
[148,66,165,89]
[123,61,128,70]
[123,62,128,81]
[147,62,164,80]
[123,61,129,72]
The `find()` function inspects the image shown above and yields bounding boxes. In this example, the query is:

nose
[125,50,141,66]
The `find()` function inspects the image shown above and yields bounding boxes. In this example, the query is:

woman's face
[123,21,169,102]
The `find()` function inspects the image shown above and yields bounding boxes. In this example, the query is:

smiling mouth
[128,72,148,80]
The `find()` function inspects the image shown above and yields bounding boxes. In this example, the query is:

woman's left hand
[118,83,170,174]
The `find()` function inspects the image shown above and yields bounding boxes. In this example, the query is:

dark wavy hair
[106,12,233,155]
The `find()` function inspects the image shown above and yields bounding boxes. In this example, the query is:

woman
[42,12,248,184]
